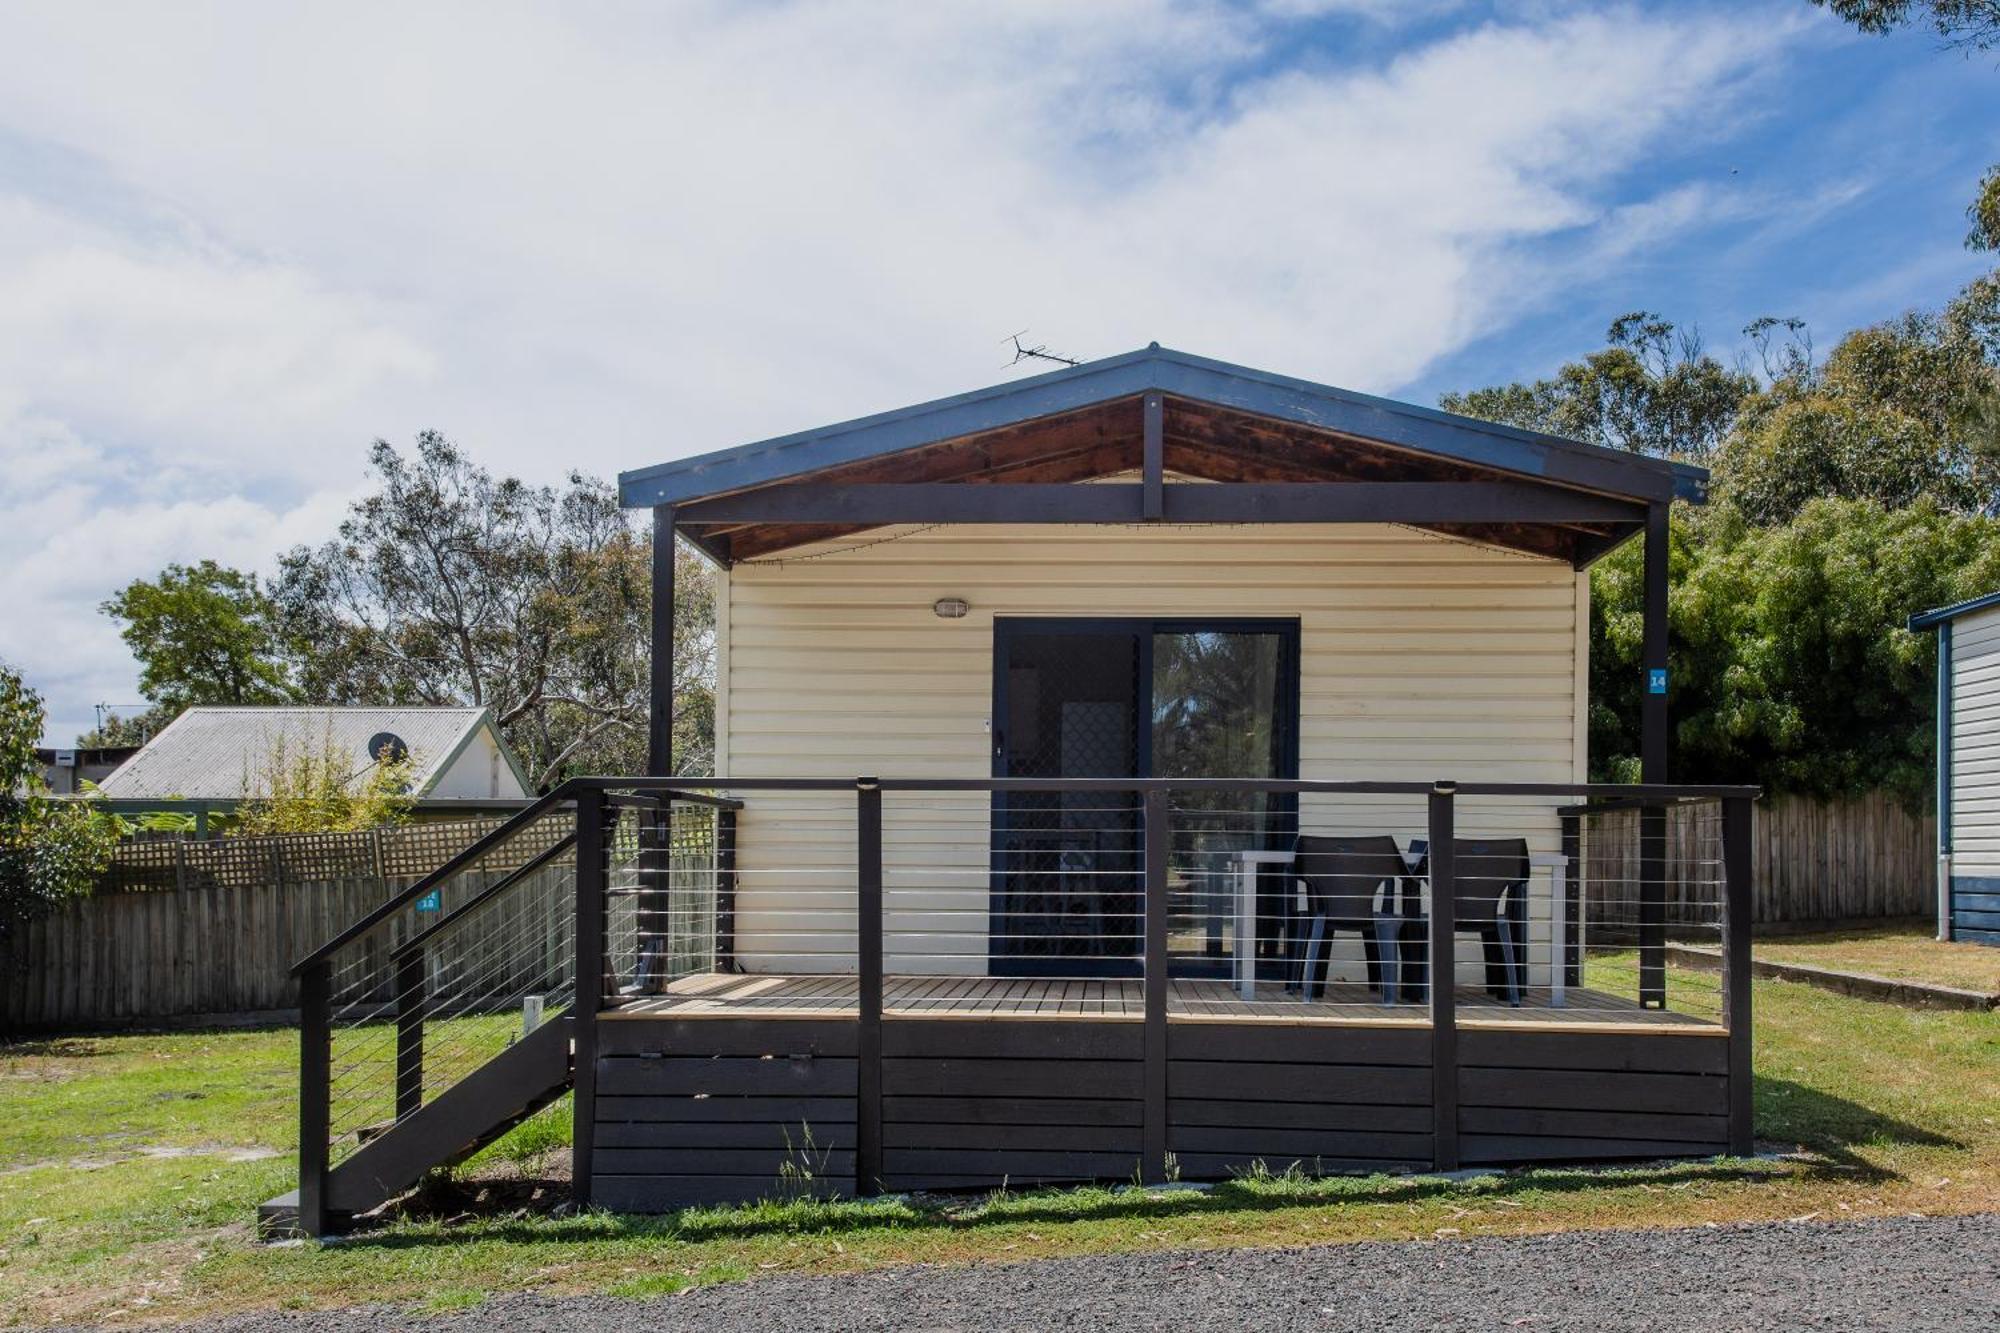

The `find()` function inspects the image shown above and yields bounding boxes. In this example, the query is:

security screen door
[989,619,1299,977]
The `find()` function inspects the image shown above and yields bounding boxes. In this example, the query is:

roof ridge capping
[175,704,485,714]
[620,344,1709,510]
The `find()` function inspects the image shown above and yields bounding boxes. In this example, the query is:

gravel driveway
[80,1212,2000,1332]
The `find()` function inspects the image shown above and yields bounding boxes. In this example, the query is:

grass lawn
[1755,924,2000,996]
[2,975,1996,1327]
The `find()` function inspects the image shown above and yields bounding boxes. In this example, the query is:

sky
[2,1,1997,745]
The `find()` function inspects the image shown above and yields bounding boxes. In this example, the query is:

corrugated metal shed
[95,706,521,800]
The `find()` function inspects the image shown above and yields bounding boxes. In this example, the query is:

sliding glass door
[990,619,1299,977]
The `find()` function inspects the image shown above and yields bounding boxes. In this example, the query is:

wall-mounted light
[933,597,970,619]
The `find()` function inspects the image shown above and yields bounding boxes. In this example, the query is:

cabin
[1910,590,2000,946]
[93,705,533,830]
[269,348,1758,1236]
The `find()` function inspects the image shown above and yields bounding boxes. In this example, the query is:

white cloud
[0,1,1802,741]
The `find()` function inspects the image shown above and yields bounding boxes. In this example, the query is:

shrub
[0,666,114,938]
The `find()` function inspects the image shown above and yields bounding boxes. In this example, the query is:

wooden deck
[607,972,1717,1029]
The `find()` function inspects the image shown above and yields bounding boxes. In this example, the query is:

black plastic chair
[1449,838,1531,1006]
[1292,835,1412,1004]
[1398,838,1532,1006]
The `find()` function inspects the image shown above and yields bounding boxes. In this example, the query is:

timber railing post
[1639,801,1667,1007]
[1428,783,1458,1173]
[571,791,606,1208]
[1722,795,1755,1156]
[716,807,738,973]
[856,778,883,1197]
[394,946,425,1120]
[1142,787,1169,1185]
[1559,810,1582,990]
[298,957,331,1237]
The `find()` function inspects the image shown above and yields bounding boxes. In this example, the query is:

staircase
[259,1014,573,1234]
[262,793,584,1237]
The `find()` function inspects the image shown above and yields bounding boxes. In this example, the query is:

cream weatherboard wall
[713,523,1591,980]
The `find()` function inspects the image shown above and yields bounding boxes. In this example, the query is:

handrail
[604,790,744,811]
[1554,793,1740,817]
[559,775,1761,799]
[291,782,580,975]
[618,787,747,810]
[389,831,577,963]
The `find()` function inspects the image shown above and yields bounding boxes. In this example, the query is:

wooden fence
[1579,790,1935,928]
[0,816,573,1034]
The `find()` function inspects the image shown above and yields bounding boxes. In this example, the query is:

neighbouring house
[1910,590,2000,947]
[33,744,140,794]
[92,705,533,831]
[272,347,1764,1235]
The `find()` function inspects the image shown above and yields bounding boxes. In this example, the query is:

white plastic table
[1227,850,1299,1000]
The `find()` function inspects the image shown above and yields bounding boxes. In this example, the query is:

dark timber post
[645,506,677,985]
[1722,795,1755,1156]
[394,946,425,1119]
[1938,620,1954,941]
[1428,784,1458,1172]
[571,790,606,1207]
[716,807,739,972]
[856,779,884,1196]
[649,505,677,777]
[1559,811,1582,989]
[1639,501,1670,1007]
[1141,394,1164,521]
[1142,787,1170,1184]
[298,957,332,1237]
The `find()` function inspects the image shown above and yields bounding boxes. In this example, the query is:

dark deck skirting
[1952,880,2000,946]
[591,1015,1731,1210]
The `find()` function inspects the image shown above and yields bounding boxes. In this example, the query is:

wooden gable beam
[677,480,1644,527]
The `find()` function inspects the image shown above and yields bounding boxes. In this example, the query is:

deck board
[608,974,1716,1029]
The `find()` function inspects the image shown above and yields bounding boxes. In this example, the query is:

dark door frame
[988,616,1302,976]
[989,616,1303,780]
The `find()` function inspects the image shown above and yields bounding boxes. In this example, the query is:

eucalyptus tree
[274,432,714,787]
[1439,313,1756,463]
[99,560,293,712]
[1810,0,2000,49]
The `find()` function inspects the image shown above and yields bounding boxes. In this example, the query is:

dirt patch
[2,1144,281,1177]
[345,1153,576,1232]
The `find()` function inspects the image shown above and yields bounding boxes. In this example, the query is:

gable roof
[1909,589,2000,630]
[96,706,531,801]
[618,344,1706,567]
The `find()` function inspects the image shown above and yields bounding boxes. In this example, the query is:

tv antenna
[1005,331,1081,369]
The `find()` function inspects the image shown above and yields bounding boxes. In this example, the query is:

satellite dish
[366,731,410,765]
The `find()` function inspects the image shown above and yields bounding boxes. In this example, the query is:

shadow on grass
[338,1155,1795,1254]
[0,1036,129,1060]
[1753,1074,1961,1179]
[1,1022,300,1058]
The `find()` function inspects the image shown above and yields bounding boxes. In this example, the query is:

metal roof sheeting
[617,344,1710,510]
[96,706,497,800]
[1909,589,2000,630]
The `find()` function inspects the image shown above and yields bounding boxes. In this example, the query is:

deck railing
[566,776,1758,1195]
[289,775,1756,1231]
[290,794,579,1232]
